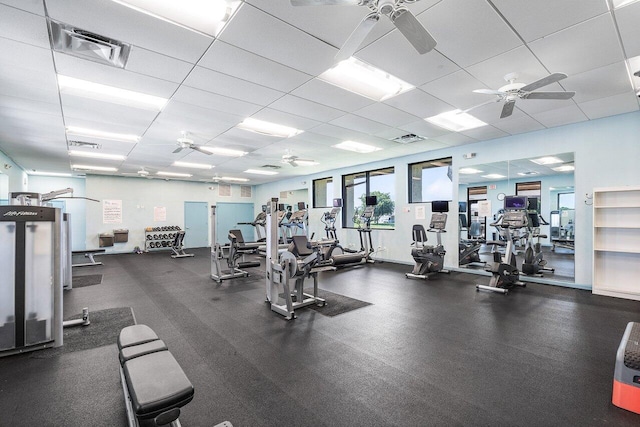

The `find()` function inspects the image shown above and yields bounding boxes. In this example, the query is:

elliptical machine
[521,210,555,276]
[476,195,528,294]
[406,201,450,280]
[458,213,485,267]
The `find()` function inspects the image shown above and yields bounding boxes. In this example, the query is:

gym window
[312,177,333,208]
[408,157,453,203]
[342,167,395,229]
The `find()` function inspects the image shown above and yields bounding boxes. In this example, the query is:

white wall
[85,175,254,253]
[255,111,640,289]
[0,149,27,196]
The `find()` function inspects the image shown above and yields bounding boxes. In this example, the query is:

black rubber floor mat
[71,274,103,288]
[304,288,372,317]
[30,307,135,358]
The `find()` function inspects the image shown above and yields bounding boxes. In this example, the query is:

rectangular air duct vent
[48,20,131,68]
[261,164,282,169]
[68,140,102,149]
[391,134,426,144]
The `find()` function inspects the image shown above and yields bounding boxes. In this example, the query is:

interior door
[215,203,255,244]
[183,201,209,248]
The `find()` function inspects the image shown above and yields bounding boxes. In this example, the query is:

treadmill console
[429,213,447,230]
[502,211,528,228]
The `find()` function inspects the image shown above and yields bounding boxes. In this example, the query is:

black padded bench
[118,325,232,427]
[72,248,105,267]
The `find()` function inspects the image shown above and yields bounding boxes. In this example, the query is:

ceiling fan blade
[390,8,437,54]
[473,89,505,96]
[290,161,299,167]
[500,100,516,118]
[520,72,568,92]
[461,99,500,114]
[172,147,184,153]
[191,145,213,155]
[291,0,359,5]
[524,91,576,100]
[335,12,379,62]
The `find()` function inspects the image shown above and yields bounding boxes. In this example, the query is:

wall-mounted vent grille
[240,186,252,198]
[48,20,131,68]
[218,183,231,197]
[391,134,426,144]
[261,164,282,169]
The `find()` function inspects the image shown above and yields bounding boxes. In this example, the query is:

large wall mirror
[458,153,575,284]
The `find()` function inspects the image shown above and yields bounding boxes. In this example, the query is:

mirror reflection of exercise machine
[320,198,373,267]
[406,201,450,280]
[458,201,484,268]
[237,205,267,243]
[476,195,529,295]
[521,197,554,277]
[550,209,575,251]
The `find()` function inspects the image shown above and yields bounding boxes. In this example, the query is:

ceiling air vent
[68,140,102,149]
[261,165,282,169]
[391,134,426,144]
[48,20,131,68]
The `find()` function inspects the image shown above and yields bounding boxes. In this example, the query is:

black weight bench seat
[120,340,168,365]
[123,350,194,420]
[118,324,159,350]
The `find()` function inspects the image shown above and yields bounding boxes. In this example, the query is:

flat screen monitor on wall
[432,200,449,213]
[333,198,343,207]
[505,195,527,211]
[365,196,377,206]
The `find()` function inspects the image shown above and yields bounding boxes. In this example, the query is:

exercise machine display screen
[333,198,342,207]
[505,196,527,210]
[278,203,285,211]
[297,202,306,210]
[365,196,377,206]
[432,200,449,213]
[526,196,540,212]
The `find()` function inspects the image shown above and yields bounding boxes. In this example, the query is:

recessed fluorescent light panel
[111,0,240,36]
[66,126,140,143]
[293,160,319,166]
[156,171,192,177]
[173,161,213,169]
[458,168,483,174]
[199,147,247,157]
[612,0,640,9]
[333,140,381,154]
[220,177,249,182]
[552,165,575,172]
[530,156,563,165]
[318,57,414,101]
[425,110,488,132]
[68,150,126,160]
[72,164,118,172]
[244,169,278,176]
[57,75,168,110]
[517,171,539,176]
[481,174,506,179]
[237,118,303,138]
[28,171,74,177]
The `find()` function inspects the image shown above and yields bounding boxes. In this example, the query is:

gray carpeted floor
[72,274,103,288]
[304,288,372,316]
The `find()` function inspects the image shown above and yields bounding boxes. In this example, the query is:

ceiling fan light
[69,150,126,160]
[198,146,247,156]
[319,57,414,102]
[333,140,382,153]
[156,171,192,177]
[66,126,140,143]
[425,110,488,132]
[530,156,563,165]
[173,161,213,169]
[244,169,278,175]
[57,75,168,110]
[237,118,303,138]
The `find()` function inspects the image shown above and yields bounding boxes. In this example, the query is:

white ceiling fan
[472,72,576,119]
[291,0,437,62]
[282,151,318,167]
[172,131,212,155]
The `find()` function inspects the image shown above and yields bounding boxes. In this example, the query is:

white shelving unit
[592,186,640,301]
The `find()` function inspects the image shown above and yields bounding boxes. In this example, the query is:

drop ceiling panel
[561,62,632,104]
[531,104,588,128]
[46,0,213,63]
[0,0,45,15]
[61,95,159,129]
[309,123,388,147]
[329,114,394,135]
[218,4,337,76]
[183,66,284,106]
[54,53,179,98]
[467,101,527,125]
[491,0,608,43]
[199,41,312,93]
[288,131,342,148]
[615,2,640,58]
[63,116,146,138]
[0,96,60,117]
[435,132,477,147]
[383,89,454,119]
[125,46,194,84]
[420,70,494,110]
[461,126,509,142]
[0,64,59,103]
[160,100,244,128]
[419,0,522,67]
[214,127,287,149]
[0,4,49,48]
[250,108,321,131]
[0,38,53,72]
[291,79,375,112]
[356,27,460,87]
[171,86,262,118]
[578,91,639,120]
[385,140,449,157]
[269,95,346,123]
[398,120,450,139]
[492,114,545,135]
[353,103,420,127]
[528,14,625,76]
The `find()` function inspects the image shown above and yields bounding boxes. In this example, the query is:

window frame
[341,166,395,229]
[312,176,334,208]
[407,157,453,204]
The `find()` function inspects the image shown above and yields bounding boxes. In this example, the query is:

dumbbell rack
[144,226,182,252]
